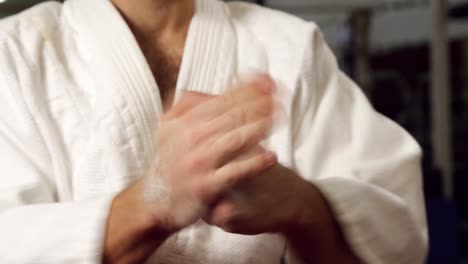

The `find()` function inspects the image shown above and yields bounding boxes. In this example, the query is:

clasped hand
[140,74,309,235]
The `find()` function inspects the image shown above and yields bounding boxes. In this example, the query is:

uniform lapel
[66,0,237,199]
[175,0,237,99]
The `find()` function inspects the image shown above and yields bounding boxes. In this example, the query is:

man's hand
[204,160,308,235]
[144,75,278,231]
[206,162,361,263]
[103,74,278,263]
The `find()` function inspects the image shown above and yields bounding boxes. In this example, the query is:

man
[0,0,427,263]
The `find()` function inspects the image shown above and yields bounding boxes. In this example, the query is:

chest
[49,17,298,200]
[141,42,183,112]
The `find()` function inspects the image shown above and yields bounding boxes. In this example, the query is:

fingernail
[250,73,275,94]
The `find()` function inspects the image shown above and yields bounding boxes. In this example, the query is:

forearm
[103,180,172,264]
[284,180,361,264]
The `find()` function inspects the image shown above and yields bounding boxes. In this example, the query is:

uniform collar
[64,0,236,187]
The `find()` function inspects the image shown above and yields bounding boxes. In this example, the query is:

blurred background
[1,0,467,263]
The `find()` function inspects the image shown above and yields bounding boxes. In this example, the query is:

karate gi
[0,0,427,263]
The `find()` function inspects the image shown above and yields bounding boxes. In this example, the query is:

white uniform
[0,0,427,263]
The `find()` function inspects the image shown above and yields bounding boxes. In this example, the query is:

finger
[208,198,238,227]
[210,118,273,167]
[190,97,274,145]
[204,150,277,202]
[165,91,215,120]
[187,74,276,122]
[230,145,267,162]
[200,146,266,224]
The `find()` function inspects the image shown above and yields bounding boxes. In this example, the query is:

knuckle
[225,172,242,188]
[236,109,247,125]
[226,132,243,150]
[227,109,246,127]
[193,182,211,203]
[221,164,250,189]
[188,128,207,147]
[214,211,235,227]
[220,217,239,233]
[185,156,206,171]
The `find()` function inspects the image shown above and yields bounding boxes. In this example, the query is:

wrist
[282,181,360,263]
[120,177,175,235]
[282,181,333,264]
[103,180,173,264]
[282,179,318,236]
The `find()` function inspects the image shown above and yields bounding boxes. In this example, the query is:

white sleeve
[0,37,114,263]
[288,25,428,264]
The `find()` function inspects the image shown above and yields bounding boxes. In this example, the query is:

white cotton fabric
[0,0,427,263]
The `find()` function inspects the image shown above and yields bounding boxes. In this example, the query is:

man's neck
[111,0,195,110]
[111,0,194,48]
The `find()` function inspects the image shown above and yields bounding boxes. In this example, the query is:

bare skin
[113,0,193,109]
[104,0,362,263]
[104,78,277,263]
